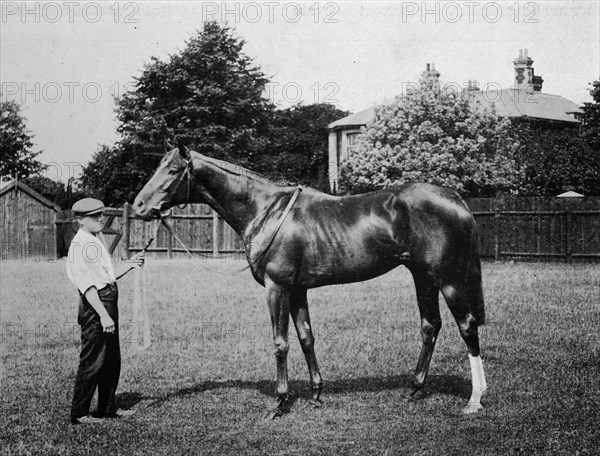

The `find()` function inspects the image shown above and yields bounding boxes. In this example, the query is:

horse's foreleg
[265,276,291,419]
[441,284,487,414]
[407,269,442,399]
[290,288,323,407]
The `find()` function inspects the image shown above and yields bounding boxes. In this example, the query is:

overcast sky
[1,1,599,182]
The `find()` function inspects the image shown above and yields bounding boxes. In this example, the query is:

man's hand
[125,252,145,268]
[115,252,145,280]
[84,287,115,333]
[100,315,116,333]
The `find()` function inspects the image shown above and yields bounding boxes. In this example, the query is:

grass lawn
[1,258,599,455]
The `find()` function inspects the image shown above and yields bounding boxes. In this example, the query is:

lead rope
[160,216,244,273]
[131,224,159,350]
[132,260,152,350]
[157,186,302,274]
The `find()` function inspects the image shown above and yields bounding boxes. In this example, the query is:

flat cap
[72,198,105,216]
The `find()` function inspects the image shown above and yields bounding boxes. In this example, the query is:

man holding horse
[67,197,144,424]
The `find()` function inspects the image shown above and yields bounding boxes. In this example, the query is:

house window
[347,133,359,146]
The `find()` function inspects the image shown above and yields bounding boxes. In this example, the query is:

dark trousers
[71,283,121,420]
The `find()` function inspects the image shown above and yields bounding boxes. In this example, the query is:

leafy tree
[581,80,600,152]
[117,21,273,161]
[22,174,62,200]
[80,22,275,206]
[0,99,44,179]
[506,80,600,196]
[23,174,84,209]
[79,145,146,206]
[338,73,521,196]
[511,118,600,196]
[256,103,349,191]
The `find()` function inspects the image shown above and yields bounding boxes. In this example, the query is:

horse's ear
[177,138,190,160]
[164,138,174,152]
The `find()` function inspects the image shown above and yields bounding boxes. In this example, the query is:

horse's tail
[466,217,486,326]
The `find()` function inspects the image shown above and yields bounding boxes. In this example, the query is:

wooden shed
[0,179,60,261]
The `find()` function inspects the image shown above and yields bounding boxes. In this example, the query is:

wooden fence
[56,203,245,261]
[466,196,600,262]
[54,196,600,263]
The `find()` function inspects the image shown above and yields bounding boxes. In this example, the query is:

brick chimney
[420,63,441,93]
[465,80,480,91]
[513,49,543,92]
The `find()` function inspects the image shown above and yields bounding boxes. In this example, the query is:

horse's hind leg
[407,268,442,399]
[290,288,323,406]
[440,283,487,414]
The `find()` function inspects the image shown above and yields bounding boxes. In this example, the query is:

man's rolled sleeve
[67,229,115,294]
[67,241,99,294]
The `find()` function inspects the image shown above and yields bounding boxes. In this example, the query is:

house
[327,50,582,193]
[0,179,60,260]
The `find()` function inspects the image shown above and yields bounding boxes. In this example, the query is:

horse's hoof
[402,388,424,401]
[264,408,283,420]
[462,402,483,414]
[308,398,322,408]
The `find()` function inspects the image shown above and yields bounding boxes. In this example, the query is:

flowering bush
[339,82,522,196]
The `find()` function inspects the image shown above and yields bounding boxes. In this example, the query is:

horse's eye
[168,168,179,175]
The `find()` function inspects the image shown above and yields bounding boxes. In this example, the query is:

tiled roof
[329,89,581,129]
[469,89,581,123]
[329,107,376,129]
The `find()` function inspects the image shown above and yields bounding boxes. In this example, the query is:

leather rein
[156,155,302,273]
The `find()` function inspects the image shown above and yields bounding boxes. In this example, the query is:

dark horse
[133,140,488,416]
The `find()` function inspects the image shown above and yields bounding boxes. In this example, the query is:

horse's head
[133,139,196,220]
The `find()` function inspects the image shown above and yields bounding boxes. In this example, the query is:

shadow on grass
[117,373,470,414]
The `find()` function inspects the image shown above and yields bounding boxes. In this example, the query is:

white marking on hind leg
[464,354,487,414]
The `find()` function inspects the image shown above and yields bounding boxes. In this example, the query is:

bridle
[174,155,194,207]
[152,153,303,273]
[151,154,194,216]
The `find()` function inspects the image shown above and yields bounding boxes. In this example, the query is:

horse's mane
[195,152,294,187]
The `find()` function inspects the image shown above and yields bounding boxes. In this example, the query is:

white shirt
[66,229,116,294]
